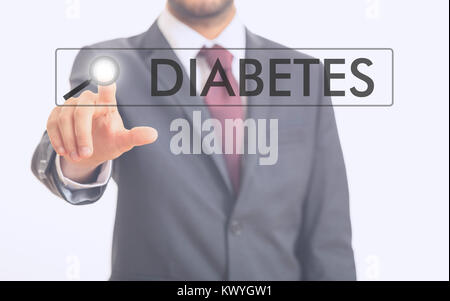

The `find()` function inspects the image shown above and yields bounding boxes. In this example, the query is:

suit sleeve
[298,66,356,280]
[31,132,110,205]
[30,48,111,205]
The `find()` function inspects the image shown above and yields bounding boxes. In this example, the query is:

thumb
[117,126,158,152]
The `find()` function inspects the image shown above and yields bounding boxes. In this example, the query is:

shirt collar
[157,7,246,72]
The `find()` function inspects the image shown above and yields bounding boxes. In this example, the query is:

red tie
[198,44,244,195]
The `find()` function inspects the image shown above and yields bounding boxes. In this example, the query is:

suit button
[230,220,242,236]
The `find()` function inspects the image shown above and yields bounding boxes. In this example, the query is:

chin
[168,0,234,19]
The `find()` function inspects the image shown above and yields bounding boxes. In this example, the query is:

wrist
[60,156,102,183]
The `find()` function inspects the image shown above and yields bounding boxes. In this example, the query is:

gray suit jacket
[32,23,356,280]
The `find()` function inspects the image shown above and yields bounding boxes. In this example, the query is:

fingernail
[79,146,92,157]
[70,151,80,161]
[151,128,158,140]
[57,147,66,155]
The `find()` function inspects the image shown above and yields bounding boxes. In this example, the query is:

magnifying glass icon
[63,56,120,100]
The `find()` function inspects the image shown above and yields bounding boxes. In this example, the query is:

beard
[168,0,234,19]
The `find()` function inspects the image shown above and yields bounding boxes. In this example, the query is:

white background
[0,0,448,280]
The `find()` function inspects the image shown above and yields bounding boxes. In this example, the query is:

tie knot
[198,44,234,71]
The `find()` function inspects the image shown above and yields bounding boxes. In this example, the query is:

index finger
[97,83,116,105]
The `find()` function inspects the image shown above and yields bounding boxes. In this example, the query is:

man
[32,0,356,280]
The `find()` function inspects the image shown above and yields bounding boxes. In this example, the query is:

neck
[167,3,236,40]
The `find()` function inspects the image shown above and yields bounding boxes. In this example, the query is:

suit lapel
[237,30,273,199]
[142,23,234,194]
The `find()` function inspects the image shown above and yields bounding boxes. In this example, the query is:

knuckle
[64,97,77,106]
[74,107,85,119]
[80,90,94,98]
[76,136,90,147]
[63,136,76,149]
[46,117,57,130]
[74,124,88,139]
[79,91,96,104]
[75,136,88,146]
[76,134,88,144]
[47,130,58,142]
[58,112,72,125]
[47,108,59,128]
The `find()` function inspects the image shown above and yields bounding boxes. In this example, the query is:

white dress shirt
[56,7,247,189]
[158,7,246,93]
